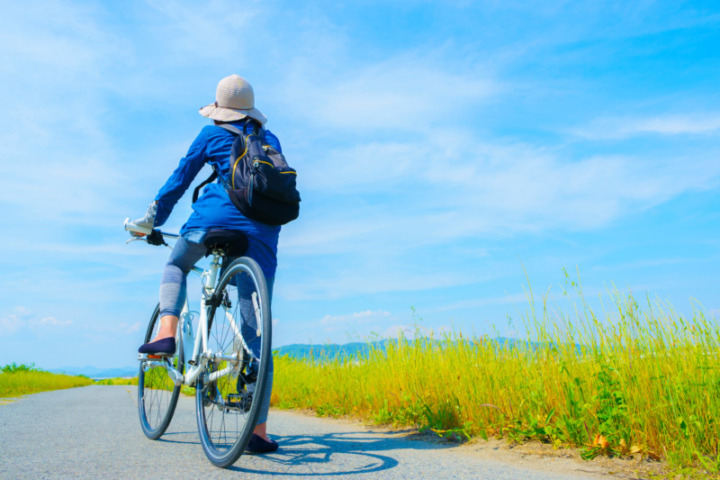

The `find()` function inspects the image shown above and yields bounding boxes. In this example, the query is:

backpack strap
[217,123,243,136]
[192,170,218,203]
[217,120,263,137]
[191,124,243,203]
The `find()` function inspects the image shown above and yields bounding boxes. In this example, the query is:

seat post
[202,252,222,296]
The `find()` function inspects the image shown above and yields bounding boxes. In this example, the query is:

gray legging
[159,234,274,425]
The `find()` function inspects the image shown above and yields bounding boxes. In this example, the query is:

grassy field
[94,377,138,386]
[96,375,196,396]
[271,279,720,476]
[0,363,93,397]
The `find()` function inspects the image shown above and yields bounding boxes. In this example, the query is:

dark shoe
[138,337,176,355]
[246,434,278,454]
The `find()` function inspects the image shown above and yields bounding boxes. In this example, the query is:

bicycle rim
[196,257,272,468]
[138,304,183,440]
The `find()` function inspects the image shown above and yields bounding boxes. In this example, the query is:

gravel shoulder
[0,386,634,479]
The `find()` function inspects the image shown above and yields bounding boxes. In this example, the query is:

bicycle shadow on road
[231,429,455,477]
[153,430,200,446]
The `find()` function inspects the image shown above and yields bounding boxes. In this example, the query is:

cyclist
[132,74,280,454]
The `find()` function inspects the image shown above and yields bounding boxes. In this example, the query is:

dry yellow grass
[0,369,93,397]
[272,282,720,474]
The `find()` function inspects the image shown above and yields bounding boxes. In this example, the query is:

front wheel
[138,304,184,439]
[196,256,272,468]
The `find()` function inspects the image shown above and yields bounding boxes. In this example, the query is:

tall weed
[272,277,720,472]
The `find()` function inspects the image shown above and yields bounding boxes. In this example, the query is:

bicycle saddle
[203,229,248,257]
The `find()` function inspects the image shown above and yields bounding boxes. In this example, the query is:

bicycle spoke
[196,257,272,467]
[138,305,182,440]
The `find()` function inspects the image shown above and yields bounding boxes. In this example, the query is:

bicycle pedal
[225,393,252,412]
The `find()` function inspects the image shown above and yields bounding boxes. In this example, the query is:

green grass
[271,275,720,477]
[0,363,93,397]
[94,376,194,396]
[94,377,138,386]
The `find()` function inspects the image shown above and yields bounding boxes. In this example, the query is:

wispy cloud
[0,307,74,335]
[279,263,477,301]
[591,255,720,273]
[319,310,391,326]
[431,293,531,313]
[282,130,720,261]
[35,317,72,327]
[572,113,720,139]
[316,310,394,335]
[1,0,718,365]
[0,307,30,335]
[272,44,499,135]
[299,63,496,132]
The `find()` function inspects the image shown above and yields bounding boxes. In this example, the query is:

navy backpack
[193,122,300,226]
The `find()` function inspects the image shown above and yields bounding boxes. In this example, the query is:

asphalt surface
[0,386,611,479]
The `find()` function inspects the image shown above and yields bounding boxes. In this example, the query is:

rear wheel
[196,257,272,468]
[138,304,183,439]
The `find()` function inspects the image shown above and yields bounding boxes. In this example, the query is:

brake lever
[125,237,147,245]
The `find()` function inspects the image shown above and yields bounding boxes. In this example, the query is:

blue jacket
[154,120,282,277]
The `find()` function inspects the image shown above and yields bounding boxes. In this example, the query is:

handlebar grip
[123,217,152,236]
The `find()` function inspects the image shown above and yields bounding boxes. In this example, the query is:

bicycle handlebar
[124,219,203,275]
[123,218,179,246]
[124,218,152,236]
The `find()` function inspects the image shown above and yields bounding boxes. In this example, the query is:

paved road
[0,386,612,479]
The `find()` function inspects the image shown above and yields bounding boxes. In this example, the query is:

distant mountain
[50,366,137,379]
[273,337,554,362]
[45,337,555,377]
[273,341,388,360]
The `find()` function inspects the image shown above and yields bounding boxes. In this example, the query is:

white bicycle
[124,219,272,468]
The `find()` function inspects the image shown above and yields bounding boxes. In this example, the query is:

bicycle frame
[129,222,252,390]
[127,216,274,467]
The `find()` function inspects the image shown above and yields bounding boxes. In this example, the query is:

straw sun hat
[199,74,267,125]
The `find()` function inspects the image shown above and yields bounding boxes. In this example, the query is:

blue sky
[0,0,718,370]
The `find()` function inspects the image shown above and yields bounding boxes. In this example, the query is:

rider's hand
[130,201,158,237]
[146,229,167,246]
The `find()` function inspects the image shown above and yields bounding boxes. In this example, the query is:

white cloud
[0,307,30,335]
[144,0,261,61]
[573,113,720,139]
[36,317,72,327]
[274,51,498,133]
[83,321,142,336]
[1,0,718,364]
[0,308,73,334]
[319,310,391,326]
[313,64,496,131]
[431,293,531,313]
[280,267,477,301]
[282,130,720,261]
[0,316,24,335]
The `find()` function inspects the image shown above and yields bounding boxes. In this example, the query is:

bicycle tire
[137,303,184,440]
[195,256,272,468]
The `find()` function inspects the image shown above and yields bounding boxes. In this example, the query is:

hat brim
[199,104,267,125]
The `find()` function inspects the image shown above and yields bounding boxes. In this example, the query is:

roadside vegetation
[272,272,720,476]
[0,363,93,397]
[95,376,194,396]
[94,377,138,386]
